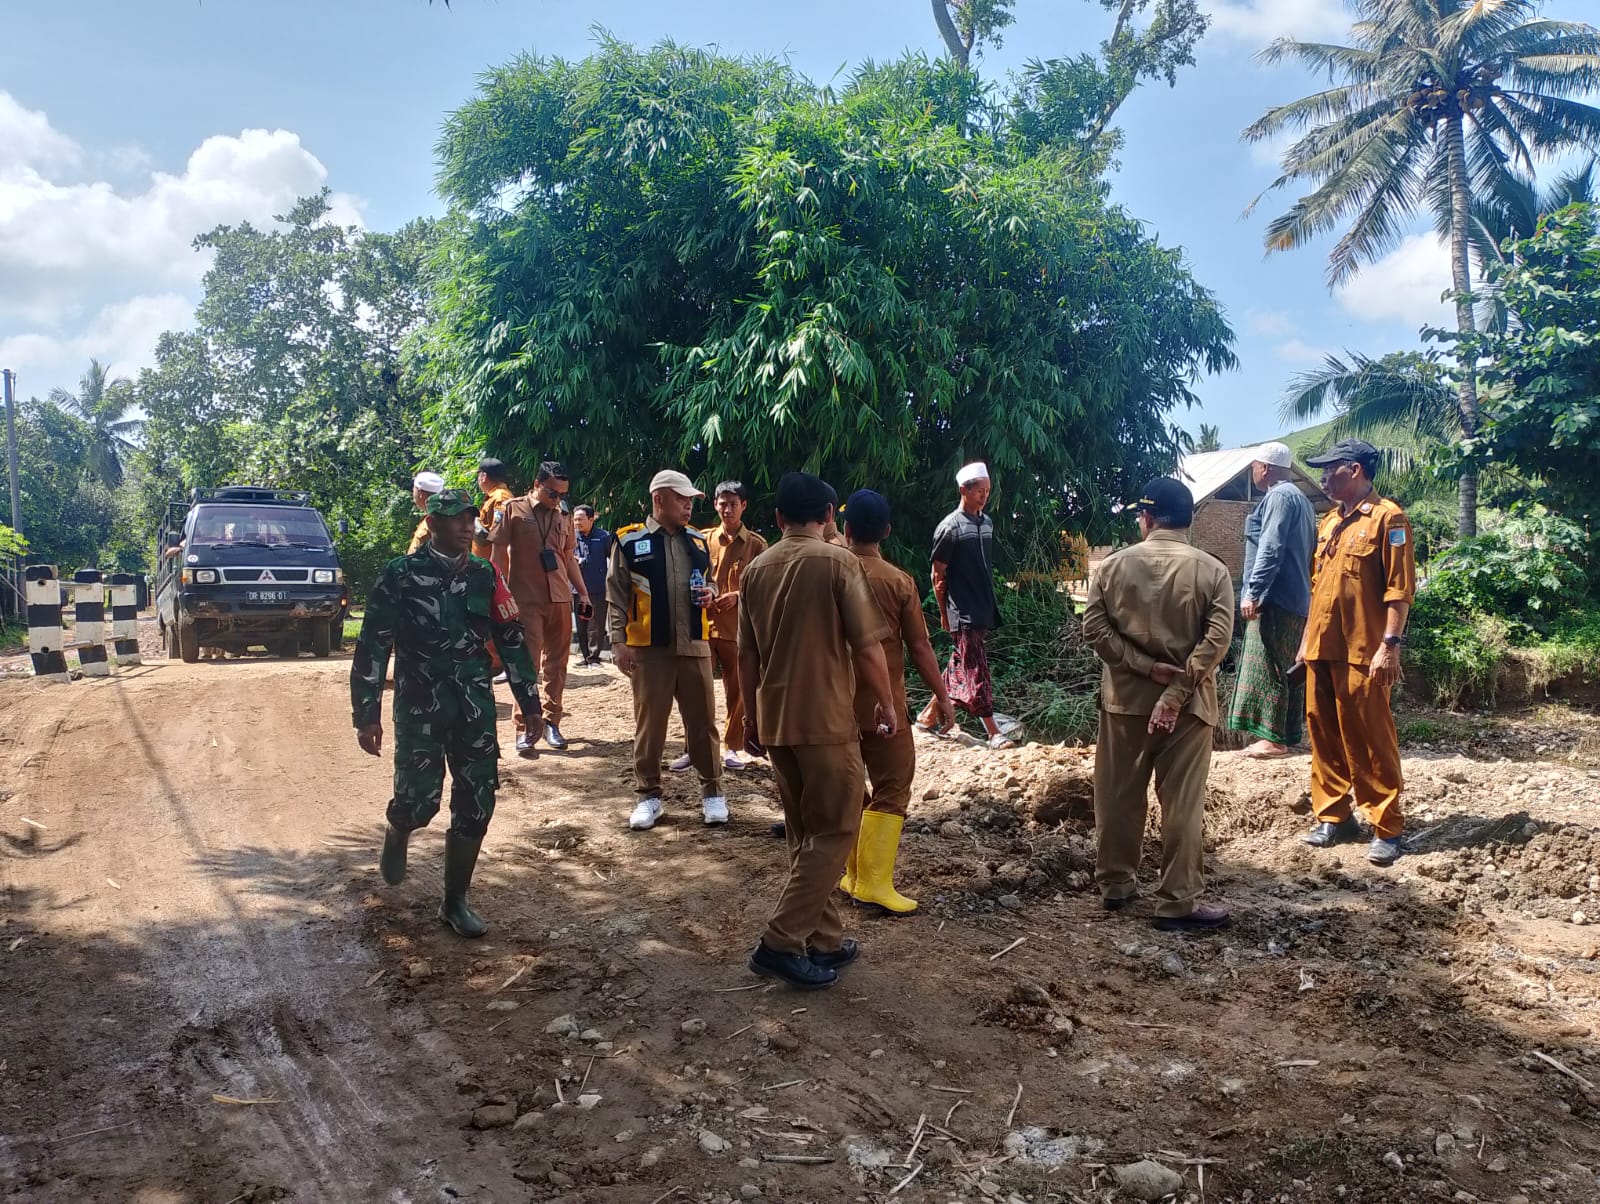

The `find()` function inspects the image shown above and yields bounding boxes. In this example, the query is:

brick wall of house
[1190,499,1252,580]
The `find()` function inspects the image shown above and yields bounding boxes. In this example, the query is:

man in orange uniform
[473,457,515,679]
[839,490,955,915]
[407,472,445,553]
[490,461,593,754]
[671,480,767,774]
[1296,440,1415,866]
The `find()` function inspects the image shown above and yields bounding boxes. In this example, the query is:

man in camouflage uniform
[352,488,543,938]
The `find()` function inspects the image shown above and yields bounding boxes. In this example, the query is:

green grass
[0,617,25,655]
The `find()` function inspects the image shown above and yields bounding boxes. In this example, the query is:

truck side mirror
[337,519,350,537]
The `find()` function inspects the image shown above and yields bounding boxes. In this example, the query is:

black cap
[1133,477,1195,527]
[1305,438,1380,472]
[775,472,837,519]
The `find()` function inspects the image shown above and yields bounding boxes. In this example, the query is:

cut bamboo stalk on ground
[989,937,1026,961]
[1005,1081,1023,1128]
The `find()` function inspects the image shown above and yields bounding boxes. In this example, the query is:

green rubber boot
[379,822,411,886]
[439,832,488,938]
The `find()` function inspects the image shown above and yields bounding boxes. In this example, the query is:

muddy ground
[3,639,1600,1204]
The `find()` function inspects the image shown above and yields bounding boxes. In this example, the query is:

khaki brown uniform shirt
[738,530,889,746]
[490,496,579,607]
[706,523,767,642]
[1082,529,1234,726]
[407,516,431,555]
[472,485,514,563]
[1303,492,1415,666]
[852,551,927,728]
[606,518,711,660]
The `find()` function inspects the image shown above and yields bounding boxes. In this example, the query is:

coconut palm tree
[1281,349,1458,472]
[49,359,141,488]
[1244,0,1600,537]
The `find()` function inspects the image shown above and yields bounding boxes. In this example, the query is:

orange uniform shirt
[473,485,514,563]
[706,522,768,642]
[851,550,928,727]
[1303,492,1415,667]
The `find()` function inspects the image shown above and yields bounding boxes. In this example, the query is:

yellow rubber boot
[851,811,917,915]
[839,837,859,897]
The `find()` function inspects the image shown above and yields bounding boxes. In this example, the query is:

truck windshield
[189,506,332,548]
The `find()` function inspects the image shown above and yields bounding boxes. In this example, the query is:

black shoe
[515,730,537,758]
[379,822,411,886]
[1153,904,1231,932]
[770,822,787,839]
[439,832,488,938]
[1102,893,1137,912]
[1303,817,1363,848]
[748,941,838,990]
[544,724,568,751]
[808,939,860,971]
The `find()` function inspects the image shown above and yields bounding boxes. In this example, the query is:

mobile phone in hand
[1286,660,1306,684]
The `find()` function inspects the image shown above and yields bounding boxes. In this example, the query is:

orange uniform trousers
[709,637,746,751]
[513,600,572,730]
[1306,659,1404,839]
[861,724,915,817]
[764,742,865,956]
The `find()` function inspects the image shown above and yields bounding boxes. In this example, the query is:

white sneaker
[723,750,747,771]
[629,798,664,830]
[668,752,693,772]
[493,671,508,684]
[702,795,729,825]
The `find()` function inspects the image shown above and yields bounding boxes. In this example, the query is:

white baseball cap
[649,469,703,498]
[1251,442,1294,469]
[956,461,990,486]
[413,471,446,493]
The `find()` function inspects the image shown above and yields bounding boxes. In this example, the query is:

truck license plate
[246,589,289,604]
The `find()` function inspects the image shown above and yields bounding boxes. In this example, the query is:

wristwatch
[1382,634,1404,648]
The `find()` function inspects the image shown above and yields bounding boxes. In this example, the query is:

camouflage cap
[426,488,476,516]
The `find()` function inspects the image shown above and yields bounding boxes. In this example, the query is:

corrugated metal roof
[1173,448,1331,510]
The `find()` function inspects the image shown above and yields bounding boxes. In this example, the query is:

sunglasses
[541,482,570,499]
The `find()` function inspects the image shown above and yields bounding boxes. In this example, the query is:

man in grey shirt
[1227,441,1317,757]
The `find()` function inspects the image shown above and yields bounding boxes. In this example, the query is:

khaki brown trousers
[630,652,721,798]
[764,741,866,955]
[513,600,572,729]
[1093,710,1211,919]
[861,724,916,816]
[1306,659,1404,839]
[708,637,746,750]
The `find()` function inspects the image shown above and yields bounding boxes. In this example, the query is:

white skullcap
[956,462,990,486]
[1251,442,1294,469]
[413,471,446,493]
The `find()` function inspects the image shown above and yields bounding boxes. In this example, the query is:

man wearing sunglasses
[490,460,593,754]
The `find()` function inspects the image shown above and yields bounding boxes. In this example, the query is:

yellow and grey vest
[615,523,713,648]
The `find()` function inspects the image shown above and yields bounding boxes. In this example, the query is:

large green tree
[425,39,1235,555]
[1244,0,1600,538]
[1457,202,1600,519]
[131,194,438,588]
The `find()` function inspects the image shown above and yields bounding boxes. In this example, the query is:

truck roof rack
[189,487,314,506]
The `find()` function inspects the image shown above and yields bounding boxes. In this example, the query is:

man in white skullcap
[915,462,1012,749]
[408,472,446,554]
[1227,442,1317,758]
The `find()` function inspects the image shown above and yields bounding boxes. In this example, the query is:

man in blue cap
[1296,439,1415,866]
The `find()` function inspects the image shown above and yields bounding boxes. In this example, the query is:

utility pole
[3,368,20,619]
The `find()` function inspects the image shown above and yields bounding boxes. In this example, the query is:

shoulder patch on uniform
[634,537,653,555]
[616,523,646,538]
[1359,502,1373,513]
[1389,528,1407,546]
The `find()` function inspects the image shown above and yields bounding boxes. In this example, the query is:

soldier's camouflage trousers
[386,710,501,840]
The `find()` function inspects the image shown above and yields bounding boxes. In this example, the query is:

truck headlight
[313,569,336,584]
[184,568,218,584]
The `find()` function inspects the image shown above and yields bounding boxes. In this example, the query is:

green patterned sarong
[1227,603,1306,745]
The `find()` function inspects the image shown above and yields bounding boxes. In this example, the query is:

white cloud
[0,92,362,394]
[1275,337,1336,364]
[1333,233,1454,328]
[0,92,80,170]
[1245,309,1297,337]
[1207,0,1351,48]
[0,293,195,384]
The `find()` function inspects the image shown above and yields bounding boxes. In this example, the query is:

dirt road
[4,653,1600,1203]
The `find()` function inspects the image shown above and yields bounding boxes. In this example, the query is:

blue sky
[2,0,1593,447]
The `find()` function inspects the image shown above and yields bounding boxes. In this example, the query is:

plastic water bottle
[689,569,706,603]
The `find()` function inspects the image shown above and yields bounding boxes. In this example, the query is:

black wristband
[1382,634,1404,648]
